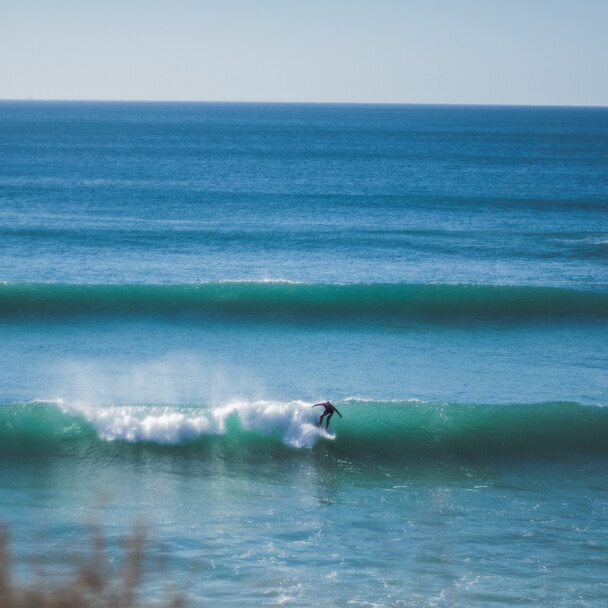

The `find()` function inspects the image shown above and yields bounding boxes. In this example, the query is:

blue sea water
[0,101,607,606]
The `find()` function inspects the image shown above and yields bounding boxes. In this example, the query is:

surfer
[311,401,342,430]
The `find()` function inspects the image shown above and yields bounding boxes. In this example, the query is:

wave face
[2,400,607,462]
[1,282,606,324]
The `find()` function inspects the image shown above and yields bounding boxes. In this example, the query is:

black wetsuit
[312,402,342,429]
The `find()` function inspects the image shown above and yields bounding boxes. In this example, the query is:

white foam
[62,405,215,443]
[229,399,326,448]
[63,400,329,448]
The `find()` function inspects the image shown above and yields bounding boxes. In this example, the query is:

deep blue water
[0,102,607,606]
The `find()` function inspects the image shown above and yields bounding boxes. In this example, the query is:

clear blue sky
[2,0,607,105]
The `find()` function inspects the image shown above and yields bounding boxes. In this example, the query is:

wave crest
[0,282,606,324]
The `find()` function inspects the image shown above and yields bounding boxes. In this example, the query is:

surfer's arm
[311,403,324,408]
[335,408,342,417]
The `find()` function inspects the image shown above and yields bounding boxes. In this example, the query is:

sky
[1,0,607,106]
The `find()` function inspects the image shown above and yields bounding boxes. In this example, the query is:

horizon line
[1,98,607,110]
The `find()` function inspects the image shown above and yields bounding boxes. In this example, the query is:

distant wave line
[0,282,606,324]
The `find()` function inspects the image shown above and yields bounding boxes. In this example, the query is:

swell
[1,400,607,462]
[1,282,606,324]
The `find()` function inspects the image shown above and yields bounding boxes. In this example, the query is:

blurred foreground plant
[0,525,186,608]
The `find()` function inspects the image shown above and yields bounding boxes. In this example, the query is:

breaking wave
[2,399,607,462]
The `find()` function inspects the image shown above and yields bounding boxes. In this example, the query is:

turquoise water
[0,102,607,606]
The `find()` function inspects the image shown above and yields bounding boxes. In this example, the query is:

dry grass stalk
[0,525,186,608]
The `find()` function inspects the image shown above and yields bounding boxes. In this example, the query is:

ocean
[0,101,607,606]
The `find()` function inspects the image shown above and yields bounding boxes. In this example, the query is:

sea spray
[49,355,268,407]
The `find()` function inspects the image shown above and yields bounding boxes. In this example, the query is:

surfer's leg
[319,412,326,426]
[325,412,333,429]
